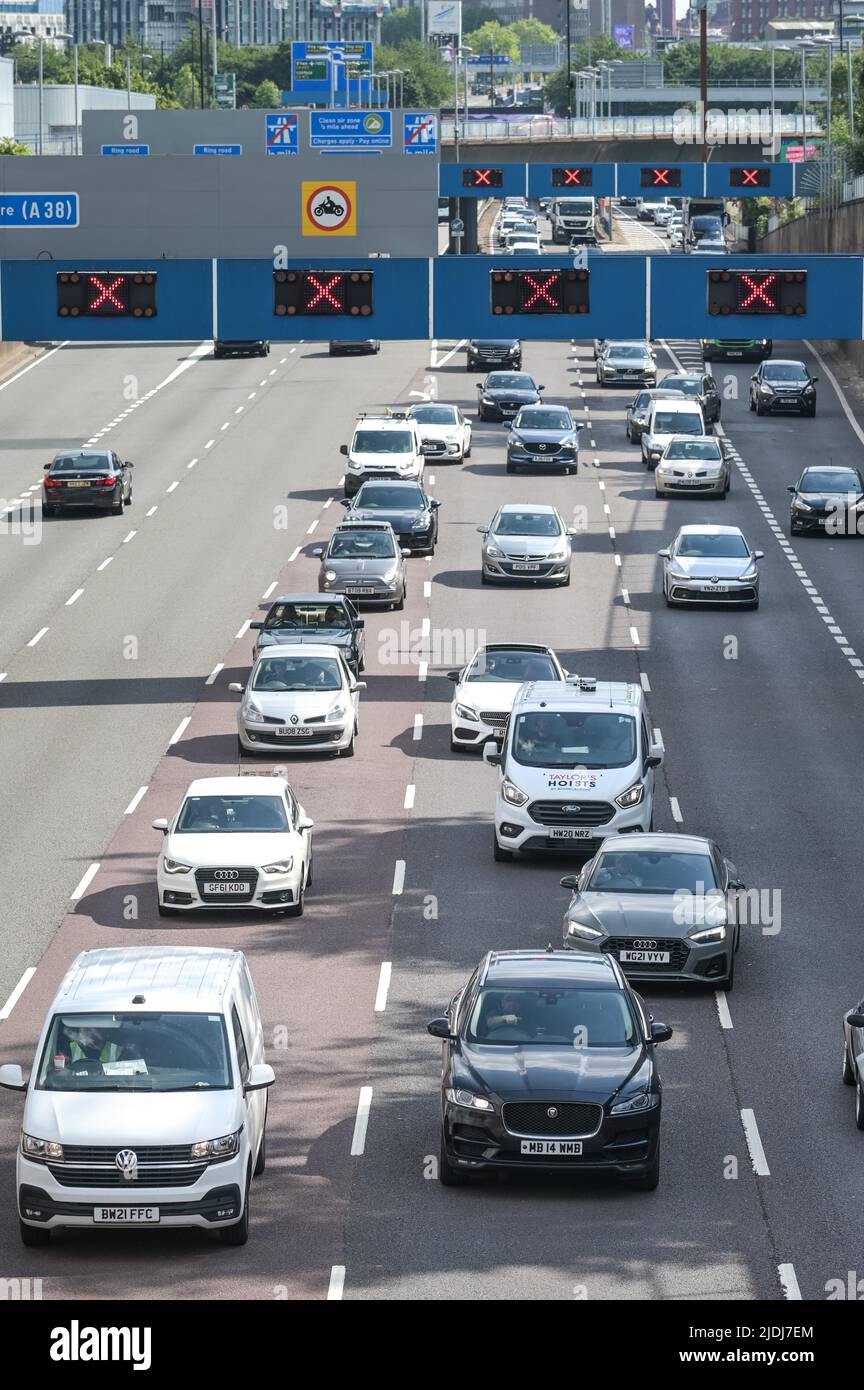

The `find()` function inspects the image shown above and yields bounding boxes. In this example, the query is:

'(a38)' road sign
[0,194,79,227]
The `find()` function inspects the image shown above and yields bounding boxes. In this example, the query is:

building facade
[0,1,68,48]
[730,0,832,41]
[15,76,155,150]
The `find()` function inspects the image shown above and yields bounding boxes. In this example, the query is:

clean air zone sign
[302,180,357,236]
[265,112,298,155]
[427,0,461,37]
[404,113,438,156]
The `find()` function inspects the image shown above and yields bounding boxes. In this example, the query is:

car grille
[605,937,691,970]
[48,1163,207,1189]
[194,867,258,901]
[529,800,615,826]
[502,1102,603,1138]
[261,713,326,724]
[479,711,509,725]
[246,728,341,745]
[61,1144,194,1163]
[670,586,756,603]
[522,441,563,455]
[420,438,447,454]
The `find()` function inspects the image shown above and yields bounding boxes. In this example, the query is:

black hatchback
[428,948,671,1190]
[788,466,864,536]
[341,479,440,555]
[42,449,133,517]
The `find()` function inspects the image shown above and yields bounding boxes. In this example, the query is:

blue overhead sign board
[291,40,373,100]
[101,144,150,156]
[439,163,525,198]
[706,161,795,197]
[264,113,298,155]
[403,112,438,156]
[310,111,392,151]
[527,163,616,198]
[467,55,511,64]
[445,162,794,199]
[0,193,79,227]
[193,144,242,156]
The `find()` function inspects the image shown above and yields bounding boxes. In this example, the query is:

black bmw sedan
[428,948,671,1190]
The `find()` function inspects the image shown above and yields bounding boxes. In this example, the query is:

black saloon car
[788,466,864,536]
[477,371,544,423]
[341,479,440,555]
[506,405,581,475]
[42,449,133,517]
[749,359,817,416]
[213,339,269,358]
[329,340,380,356]
[428,948,671,1190]
[467,339,522,372]
[250,593,366,673]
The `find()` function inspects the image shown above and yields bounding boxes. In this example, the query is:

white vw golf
[153,776,313,918]
[229,645,365,757]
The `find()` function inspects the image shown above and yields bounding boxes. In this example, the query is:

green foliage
[251,78,281,109]
[463,21,520,61]
[0,136,30,155]
[380,8,421,45]
[508,19,561,46]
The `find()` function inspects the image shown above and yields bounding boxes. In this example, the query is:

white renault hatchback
[153,775,313,918]
[229,644,365,758]
[0,946,274,1247]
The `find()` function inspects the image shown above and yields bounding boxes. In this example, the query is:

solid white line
[27,627,48,647]
[413,713,423,741]
[804,339,864,450]
[71,861,100,902]
[122,530,136,544]
[0,966,37,1019]
[307,519,319,534]
[629,625,640,646]
[778,1263,802,1301]
[124,786,148,816]
[169,716,190,746]
[714,991,733,1029]
[374,962,393,1013]
[669,796,683,823]
[65,588,84,607]
[0,673,6,683]
[350,1086,373,1155]
[262,581,278,599]
[423,580,432,598]
[0,342,67,394]
[166,480,179,494]
[621,587,630,605]
[392,860,406,895]
[327,1266,346,1301]
[652,726,663,749]
[205,663,223,686]
[404,784,416,810]
[741,1108,771,1176]
[146,506,157,517]
[288,546,300,562]
[235,619,250,640]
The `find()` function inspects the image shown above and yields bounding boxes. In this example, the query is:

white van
[641,398,707,467]
[0,947,274,1247]
[340,414,426,497]
[484,678,663,862]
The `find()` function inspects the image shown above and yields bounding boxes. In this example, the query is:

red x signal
[738,273,777,310]
[88,274,126,312]
[652,168,669,186]
[306,273,344,312]
[563,168,582,185]
[522,272,561,311]
[741,168,759,185]
[474,168,492,185]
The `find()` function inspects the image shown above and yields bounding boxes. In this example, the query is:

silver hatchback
[314,520,410,610]
[659,524,763,609]
[479,503,577,587]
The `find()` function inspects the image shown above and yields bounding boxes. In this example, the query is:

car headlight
[689,924,727,943]
[759,385,774,394]
[411,515,429,529]
[242,702,266,723]
[326,704,347,722]
[482,396,495,405]
[803,385,815,395]
[737,567,758,582]
[163,856,193,874]
[609,1089,659,1115]
[615,780,645,809]
[445,1088,494,1112]
[382,568,399,584]
[262,859,294,874]
[324,570,338,583]
[190,1131,240,1159]
[547,548,568,561]
[794,498,812,511]
[455,703,479,721]
[22,1134,64,1162]
[502,778,529,807]
[567,921,605,939]
[348,461,363,471]
[485,543,504,558]
[668,563,688,578]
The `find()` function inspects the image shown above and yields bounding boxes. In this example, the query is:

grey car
[560,833,744,989]
[842,999,864,1127]
[654,436,731,498]
[314,520,410,610]
[478,502,577,587]
[659,524,763,609]
[625,388,686,443]
[597,343,656,388]
[506,405,581,475]
[658,370,721,425]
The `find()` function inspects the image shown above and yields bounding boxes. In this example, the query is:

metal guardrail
[842,173,864,203]
[442,114,823,141]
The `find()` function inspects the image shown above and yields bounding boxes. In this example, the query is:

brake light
[44,478,61,488]
[98,475,116,486]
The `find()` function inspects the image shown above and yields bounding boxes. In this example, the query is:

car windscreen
[353,430,412,454]
[37,1012,232,1092]
[355,485,424,509]
[556,200,593,214]
[661,377,701,395]
[762,363,807,382]
[328,532,396,559]
[486,374,533,389]
[608,346,647,360]
[409,406,457,425]
[493,511,560,537]
[265,602,347,629]
[676,533,749,558]
[515,410,571,430]
[467,987,638,1047]
[799,470,862,493]
[633,392,652,409]
[175,794,289,833]
[466,650,559,683]
[512,711,636,769]
[252,656,342,692]
[585,850,718,894]
[51,456,112,473]
[654,412,702,435]
[664,440,721,460]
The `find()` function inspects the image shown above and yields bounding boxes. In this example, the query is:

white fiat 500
[153,776,313,918]
[229,644,365,758]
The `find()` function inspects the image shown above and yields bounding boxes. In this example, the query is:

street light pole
[73,43,78,155]
[198,0,206,108]
[566,0,572,116]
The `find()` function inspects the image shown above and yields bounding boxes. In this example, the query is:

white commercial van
[0,947,274,1247]
[484,678,663,862]
[640,398,707,467]
[340,413,427,497]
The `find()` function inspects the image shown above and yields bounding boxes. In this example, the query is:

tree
[463,21,520,61]
[173,64,199,109]
[0,136,30,155]
[381,8,421,45]
[509,19,560,46]
[251,78,281,109]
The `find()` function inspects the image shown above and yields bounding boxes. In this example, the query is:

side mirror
[312,547,324,557]
[476,525,489,535]
[475,382,483,389]
[645,753,663,770]
[400,548,411,558]
[151,817,169,833]
[566,527,579,537]
[0,1063,26,1092]
[754,550,765,560]
[537,384,546,391]
[812,376,819,383]
[847,1012,864,1029]
[249,620,263,630]
[750,374,758,381]
[339,497,351,507]
[650,1022,673,1044]
[787,485,796,494]
[355,618,365,628]
[125,461,133,468]
[446,670,461,682]
[657,548,670,558]
[728,878,745,892]
[559,874,581,890]
[426,1017,453,1040]
[352,681,368,691]
[228,682,244,694]
[483,743,502,767]
[43,462,51,470]
[298,816,314,831]
[339,444,348,456]
[244,1063,276,1093]
[430,498,441,509]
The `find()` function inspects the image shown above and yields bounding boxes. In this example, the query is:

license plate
[548,827,593,840]
[620,949,671,964]
[520,1140,583,1155]
[276,726,314,737]
[679,478,705,486]
[202,881,250,894]
[727,351,743,357]
[511,562,540,572]
[346,587,375,595]
[701,584,729,593]
[93,1207,159,1223]
[66,480,91,488]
